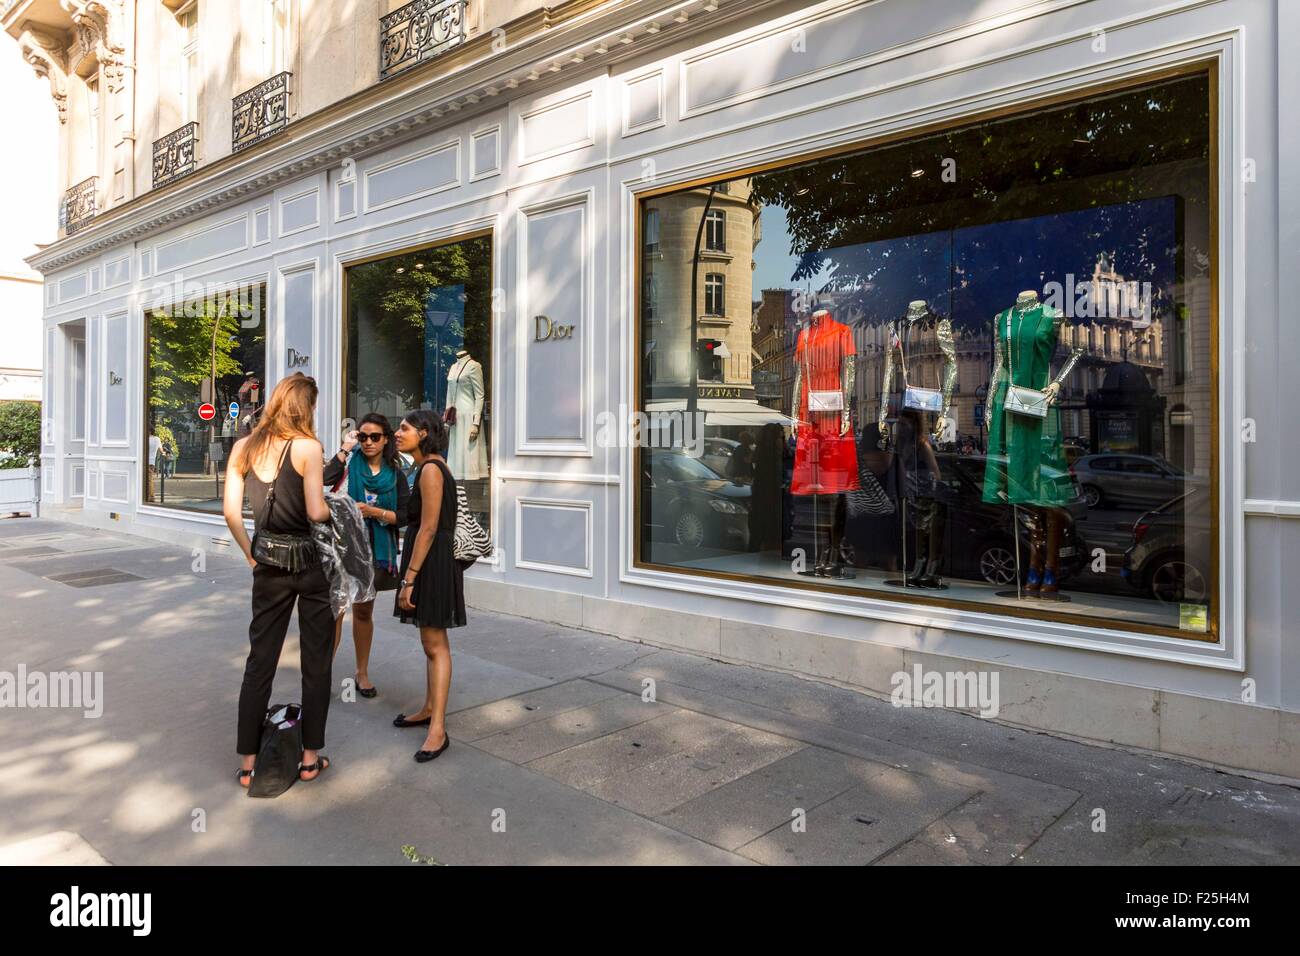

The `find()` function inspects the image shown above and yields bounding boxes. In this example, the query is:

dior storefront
[30,0,1300,777]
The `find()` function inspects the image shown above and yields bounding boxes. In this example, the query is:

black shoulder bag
[251,441,317,572]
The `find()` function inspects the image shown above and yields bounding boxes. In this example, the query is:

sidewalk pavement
[1,516,1298,866]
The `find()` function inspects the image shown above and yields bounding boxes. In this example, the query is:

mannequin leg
[922,500,947,585]
[1042,509,1064,597]
[1024,508,1046,596]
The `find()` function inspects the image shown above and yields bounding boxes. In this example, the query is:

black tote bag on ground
[247,703,303,799]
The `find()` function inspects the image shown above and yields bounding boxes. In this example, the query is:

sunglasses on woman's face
[358,432,386,443]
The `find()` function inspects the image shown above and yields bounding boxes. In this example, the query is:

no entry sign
[198,403,216,421]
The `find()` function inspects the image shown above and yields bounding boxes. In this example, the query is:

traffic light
[697,339,723,381]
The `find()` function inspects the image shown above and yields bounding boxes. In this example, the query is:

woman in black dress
[391,408,465,763]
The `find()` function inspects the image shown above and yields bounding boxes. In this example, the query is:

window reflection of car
[642,449,750,551]
[700,438,740,478]
[927,454,1087,587]
[1121,489,1211,604]
[1071,454,1201,510]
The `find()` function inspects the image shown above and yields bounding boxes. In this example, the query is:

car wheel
[978,543,1017,586]
[673,510,707,550]
[1149,556,1208,604]
[1081,484,1103,509]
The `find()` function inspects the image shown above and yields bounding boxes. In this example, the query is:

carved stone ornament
[60,0,128,90]
[18,27,69,123]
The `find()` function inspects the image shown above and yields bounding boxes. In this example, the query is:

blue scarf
[346,452,399,573]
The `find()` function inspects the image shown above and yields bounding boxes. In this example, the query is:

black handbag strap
[257,439,293,531]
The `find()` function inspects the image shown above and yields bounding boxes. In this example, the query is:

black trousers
[237,561,335,754]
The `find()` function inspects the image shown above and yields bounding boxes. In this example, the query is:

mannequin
[983,290,1083,598]
[790,308,859,577]
[445,349,488,480]
[878,300,957,588]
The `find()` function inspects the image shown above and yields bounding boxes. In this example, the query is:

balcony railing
[379,0,467,81]
[232,71,292,154]
[59,177,97,237]
[152,122,199,188]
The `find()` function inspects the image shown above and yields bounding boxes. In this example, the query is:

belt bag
[1004,385,1050,418]
[808,390,843,412]
[252,530,317,572]
[903,386,943,413]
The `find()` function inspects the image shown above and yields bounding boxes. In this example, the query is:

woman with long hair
[323,412,410,698]
[391,408,465,763]
[223,372,335,787]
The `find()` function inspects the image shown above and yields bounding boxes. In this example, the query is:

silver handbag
[1003,384,1050,418]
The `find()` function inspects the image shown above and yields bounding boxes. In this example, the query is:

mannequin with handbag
[790,308,859,577]
[983,290,1084,598]
[877,300,958,588]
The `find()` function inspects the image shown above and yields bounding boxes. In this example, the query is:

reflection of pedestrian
[749,424,784,553]
[728,431,755,483]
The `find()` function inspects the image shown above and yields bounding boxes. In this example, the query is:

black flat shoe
[393,713,431,728]
[357,684,378,699]
[414,732,450,763]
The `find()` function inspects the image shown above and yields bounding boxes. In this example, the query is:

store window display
[344,235,493,531]
[638,67,1216,639]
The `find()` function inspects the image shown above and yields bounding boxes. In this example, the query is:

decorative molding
[18,27,69,124]
[62,0,128,91]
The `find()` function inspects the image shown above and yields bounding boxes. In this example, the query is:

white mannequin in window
[445,349,488,480]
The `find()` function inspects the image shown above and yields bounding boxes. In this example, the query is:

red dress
[791,315,860,495]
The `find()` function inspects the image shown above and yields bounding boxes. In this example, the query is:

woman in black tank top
[223,373,335,789]
[390,409,465,764]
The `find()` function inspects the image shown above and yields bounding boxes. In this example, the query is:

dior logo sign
[534,315,575,342]
[286,347,310,368]
[108,371,123,386]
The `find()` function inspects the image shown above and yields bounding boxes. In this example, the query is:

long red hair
[235,372,318,473]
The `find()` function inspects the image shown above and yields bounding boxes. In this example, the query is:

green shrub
[0,401,41,468]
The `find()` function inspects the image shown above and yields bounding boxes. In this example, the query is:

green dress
[982,303,1072,506]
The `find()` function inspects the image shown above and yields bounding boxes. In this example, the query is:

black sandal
[357,683,378,699]
[237,768,253,787]
[298,755,330,781]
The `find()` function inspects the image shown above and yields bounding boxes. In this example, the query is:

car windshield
[652,454,720,482]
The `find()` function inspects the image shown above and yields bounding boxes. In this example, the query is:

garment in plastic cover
[312,492,377,619]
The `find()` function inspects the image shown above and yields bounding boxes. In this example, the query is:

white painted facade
[23,0,1300,777]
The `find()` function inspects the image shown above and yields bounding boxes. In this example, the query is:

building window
[704,210,726,251]
[344,234,493,533]
[264,0,292,76]
[86,75,100,167]
[144,285,267,511]
[643,209,659,255]
[643,274,657,321]
[179,4,200,124]
[637,67,1216,641]
[704,273,725,316]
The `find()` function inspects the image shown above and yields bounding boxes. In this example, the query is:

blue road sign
[228,401,240,420]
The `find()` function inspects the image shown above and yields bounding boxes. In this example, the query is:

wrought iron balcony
[59,177,97,237]
[379,0,467,81]
[152,122,199,189]
[232,71,292,154]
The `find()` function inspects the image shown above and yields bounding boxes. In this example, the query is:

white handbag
[903,386,943,412]
[808,390,844,412]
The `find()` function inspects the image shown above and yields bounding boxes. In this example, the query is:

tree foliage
[0,400,41,467]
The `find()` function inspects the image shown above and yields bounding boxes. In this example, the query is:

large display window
[144,284,267,512]
[636,67,1218,639]
[343,233,493,531]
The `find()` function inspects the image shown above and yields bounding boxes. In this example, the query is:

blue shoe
[1041,569,1059,597]
[1025,567,1042,596]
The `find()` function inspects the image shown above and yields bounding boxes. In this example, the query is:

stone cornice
[28,0,785,274]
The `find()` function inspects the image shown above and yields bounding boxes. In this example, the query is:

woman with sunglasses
[324,413,410,699]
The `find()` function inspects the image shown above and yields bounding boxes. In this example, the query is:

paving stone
[737,765,976,865]
[472,693,671,764]
[450,678,627,741]
[656,746,892,850]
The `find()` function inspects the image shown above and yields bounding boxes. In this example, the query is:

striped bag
[452,482,492,566]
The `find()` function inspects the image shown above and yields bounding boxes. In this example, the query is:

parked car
[1071,453,1202,510]
[641,449,751,551]
[1121,489,1212,603]
[699,438,741,479]
[938,454,1088,586]
[842,454,1088,586]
